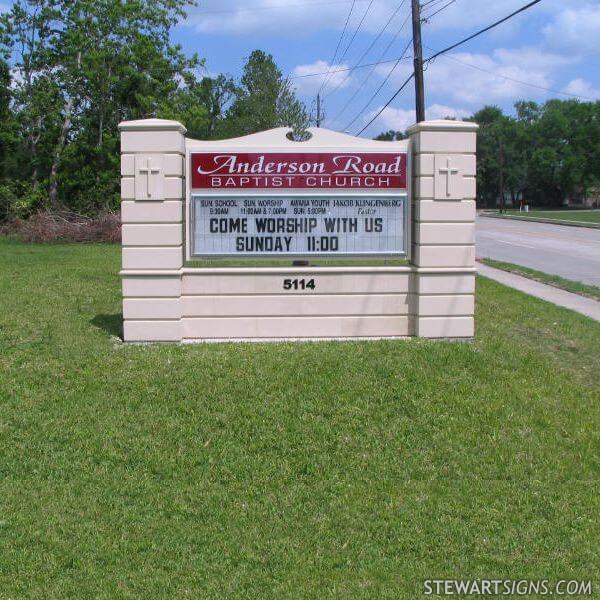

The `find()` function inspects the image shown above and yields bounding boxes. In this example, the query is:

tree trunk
[48,95,74,210]
[48,52,81,210]
[98,109,104,148]
[29,119,42,189]
[97,65,111,149]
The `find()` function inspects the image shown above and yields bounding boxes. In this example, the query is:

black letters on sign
[283,279,316,291]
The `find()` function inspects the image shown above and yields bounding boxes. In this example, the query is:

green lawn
[498,209,600,225]
[0,238,598,598]
[480,258,600,301]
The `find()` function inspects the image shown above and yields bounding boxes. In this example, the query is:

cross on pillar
[139,157,161,198]
[438,157,459,198]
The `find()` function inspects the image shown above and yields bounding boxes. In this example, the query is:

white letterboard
[191,194,407,257]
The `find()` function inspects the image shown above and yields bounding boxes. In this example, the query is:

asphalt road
[476,216,600,286]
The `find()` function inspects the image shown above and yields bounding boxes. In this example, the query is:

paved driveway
[476,216,600,286]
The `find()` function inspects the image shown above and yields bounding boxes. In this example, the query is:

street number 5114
[283,279,316,290]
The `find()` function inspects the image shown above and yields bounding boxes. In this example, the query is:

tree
[374,130,406,141]
[470,106,505,207]
[0,58,11,178]
[2,0,200,213]
[223,50,309,138]
[160,74,236,140]
[529,100,600,205]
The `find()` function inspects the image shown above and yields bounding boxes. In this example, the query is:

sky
[2,0,599,137]
[173,0,600,137]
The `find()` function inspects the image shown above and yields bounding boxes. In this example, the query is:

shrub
[0,182,46,222]
[2,210,121,243]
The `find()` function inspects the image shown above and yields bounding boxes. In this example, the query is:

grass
[480,258,600,301]
[491,209,600,226]
[0,238,599,598]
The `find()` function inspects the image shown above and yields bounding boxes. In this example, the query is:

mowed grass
[0,238,599,598]
[481,258,600,301]
[500,209,600,226]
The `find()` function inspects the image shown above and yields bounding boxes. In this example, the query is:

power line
[421,0,456,22]
[318,0,357,96]
[327,0,377,83]
[336,0,449,129]
[289,53,413,80]
[419,0,451,12]
[345,38,413,130]
[323,0,408,100]
[424,47,600,102]
[356,0,544,134]
[425,0,543,62]
[356,72,414,135]
[334,10,411,121]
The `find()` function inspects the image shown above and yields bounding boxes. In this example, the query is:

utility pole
[499,136,505,213]
[316,93,322,127]
[411,0,425,122]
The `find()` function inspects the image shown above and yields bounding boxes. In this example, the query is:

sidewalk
[477,263,600,322]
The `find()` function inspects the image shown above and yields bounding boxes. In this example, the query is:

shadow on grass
[91,314,123,339]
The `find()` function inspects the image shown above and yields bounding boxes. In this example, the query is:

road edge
[477,262,600,322]
[479,212,600,229]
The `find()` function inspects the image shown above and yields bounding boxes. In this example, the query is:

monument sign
[120,120,477,342]
[189,151,408,258]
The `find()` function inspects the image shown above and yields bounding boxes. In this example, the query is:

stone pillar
[408,119,478,338]
[119,119,186,342]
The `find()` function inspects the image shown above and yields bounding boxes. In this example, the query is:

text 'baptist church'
[191,152,407,190]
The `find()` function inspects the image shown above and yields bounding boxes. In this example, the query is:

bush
[0,182,46,222]
[1,210,121,243]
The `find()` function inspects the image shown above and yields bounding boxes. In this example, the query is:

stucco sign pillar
[408,120,478,338]
[119,119,477,342]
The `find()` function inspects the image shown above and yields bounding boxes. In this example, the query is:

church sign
[119,120,478,342]
[189,151,408,257]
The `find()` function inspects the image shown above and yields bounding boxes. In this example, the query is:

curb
[476,260,600,302]
[479,212,600,229]
[477,262,600,322]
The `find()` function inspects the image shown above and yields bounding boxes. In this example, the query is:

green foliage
[0,58,15,180]
[472,100,600,207]
[222,50,309,139]
[374,129,406,141]
[157,74,236,140]
[0,181,46,221]
[374,100,599,208]
[0,4,309,219]
[4,0,595,218]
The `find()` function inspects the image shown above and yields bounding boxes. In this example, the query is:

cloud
[183,0,600,70]
[562,78,600,101]
[543,4,600,56]
[186,0,547,37]
[290,60,352,96]
[186,0,414,36]
[422,0,532,33]
[379,47,575,107]
[184,0,587,38]
[185,0,370,36]
[364,103,470,134]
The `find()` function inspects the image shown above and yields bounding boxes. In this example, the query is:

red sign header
[190,152,407,190]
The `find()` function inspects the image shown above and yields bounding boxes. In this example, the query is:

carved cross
[438,158,459,197]
[139,158,161,198]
